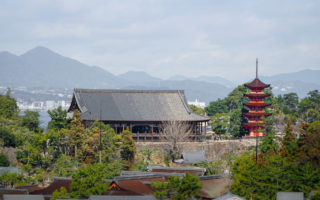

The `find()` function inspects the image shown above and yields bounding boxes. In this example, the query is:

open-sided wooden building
[68,89,210,141]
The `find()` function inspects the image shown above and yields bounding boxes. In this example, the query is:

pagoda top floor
[244,78,270,90]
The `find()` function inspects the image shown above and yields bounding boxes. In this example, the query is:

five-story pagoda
[242,59,272,137]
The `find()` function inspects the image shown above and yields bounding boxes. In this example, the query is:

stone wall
[136,139,256,162]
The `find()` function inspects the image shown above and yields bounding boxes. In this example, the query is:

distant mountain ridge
[260,70,320,97]
[0,47,231,103]
[0,46,319,103]
[0,46,128,89]
[118,71,162,83]
[168,75,235,88]
[261,69,320,85]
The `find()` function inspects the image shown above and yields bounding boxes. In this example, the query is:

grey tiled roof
[3,194,44,200]
[69,89,210,122]
[182,151,207,164]
[214,193,246,200]
[150,166,205,172]
[89,196,156,200]
[276,192,303,200]
[199,175,224,180]
[0,167,21,176]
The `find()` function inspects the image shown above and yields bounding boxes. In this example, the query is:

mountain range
[0,46,319,104]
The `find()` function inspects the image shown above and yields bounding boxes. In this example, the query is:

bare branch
[159,121,193,160]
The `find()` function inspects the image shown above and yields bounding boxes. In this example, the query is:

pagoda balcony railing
[248,110,266,113]
[248,101,266,104]
[244,103,271,107]
[242,123,264,128]
[243,113,272,117]
[247,120,264,124]
[244,93,270,98]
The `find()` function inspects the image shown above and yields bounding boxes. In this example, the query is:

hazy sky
[1,0,320,81]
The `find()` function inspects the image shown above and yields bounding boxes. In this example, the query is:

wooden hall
[68,89,210,141]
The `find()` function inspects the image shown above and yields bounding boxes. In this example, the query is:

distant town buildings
[188,99,206,109]
[17,100,70,111]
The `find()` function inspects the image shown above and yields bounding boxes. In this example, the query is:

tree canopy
[151,173,202,200]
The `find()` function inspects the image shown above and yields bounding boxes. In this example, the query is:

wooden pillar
[204,122,207,136]
[114,124,118,134]
[122,124,125,132]
[151,125,154,142]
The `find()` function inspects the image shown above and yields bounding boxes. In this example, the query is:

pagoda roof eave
[243,113,272,117]
[242,123,264,128]
[244,78,270,90]
[244,93,270,98]
[243,103,271,107]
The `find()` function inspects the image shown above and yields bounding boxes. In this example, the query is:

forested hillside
[1,86,320,199]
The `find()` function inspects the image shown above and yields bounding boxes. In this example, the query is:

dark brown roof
[244,78,270,90]
[111,174,230,199]
[30,177,72,195]
[68,89,210,122]
[90,195,156,200]
[244,93,270,98]
[16,185,42,193]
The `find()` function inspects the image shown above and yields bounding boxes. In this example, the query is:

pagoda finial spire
[256,58,258,79]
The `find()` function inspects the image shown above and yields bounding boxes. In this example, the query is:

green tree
[0,89,18,119]
[211,113,229,138]
[0,153,10,167]
[20,110,41,132]
[51,187,69,200]
[259,133,278,154]
[51,155,78,177]
[189,105,206,115]
[280,121,297,159]
[48,107,69,131]
[295,121,320,168]
[226,85,249,110]
[70,162,122,198]
[229,109,245,137]
[206,85,250,137]
[120,130,136,169]
[231,152,298,200]
[151,173,202,200]
[299,90,320,123]
[283,93,299,114]
[205,98,228,116]
[88,122,121,163]
[0,171,30,187]
[0,127,17,147]
[311,190,320,200]
[231,120,320,199]
[67,110,86,160]
[194,161,223,175]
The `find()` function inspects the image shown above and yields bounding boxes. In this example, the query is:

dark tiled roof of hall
[68,88,210,122]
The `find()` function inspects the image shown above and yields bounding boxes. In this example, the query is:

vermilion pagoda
[242,59,272,137]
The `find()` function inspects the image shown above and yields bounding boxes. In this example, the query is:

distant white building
[45,100,55,109]
[188,99,206,109]
[31,101,44,109]
[58,100,66,108]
